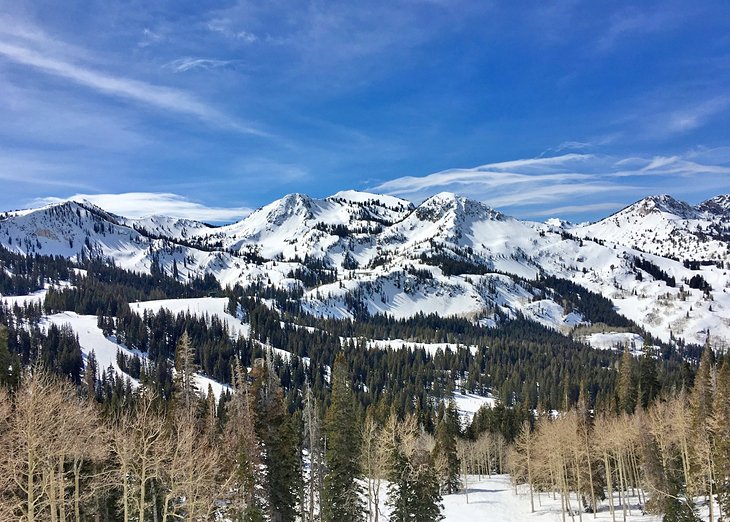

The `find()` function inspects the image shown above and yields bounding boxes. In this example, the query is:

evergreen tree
[386,415,443,522]
[174,330,199,412]
[638,339,660,410]
[433,400,460,494]
[83,349,98,400]
[662,497,701,522]
[0,324,19,388]
[322,353,364,522]
[617,346,637,414]
[225,359,267,521]
[252,352,301,522]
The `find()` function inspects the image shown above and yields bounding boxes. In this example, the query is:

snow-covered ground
[130,296,250,339]
[343,337,479,356]
[42,311,229,400]
[436,475,663,522]
[451,391,496,423]
[44,311,141,387]
[1,287,47,307]
[582,331,644,353]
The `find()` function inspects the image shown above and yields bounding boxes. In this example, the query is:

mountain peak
[697,194,730,215]
[625,194,696,219]
[326,190,412,210]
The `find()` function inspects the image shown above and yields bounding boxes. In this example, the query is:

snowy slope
[129,297,250,339]
[3,191,730,348]
[42,311,229,400]
[574,195,730,262]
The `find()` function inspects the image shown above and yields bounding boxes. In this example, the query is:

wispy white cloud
[163,57,244,73]
[206,18,258,42]
[138,27,163,48]
[0,148,100,191]
[373,154,596,198]
[661,96,730,135]
[370,151,730,220]
[32,193,252,223]
[596,7,679,51]
[614,91,730,141]
[0,27,267,136]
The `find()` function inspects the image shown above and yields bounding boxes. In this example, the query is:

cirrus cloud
[370,151,730,221]
[31,193,252,223]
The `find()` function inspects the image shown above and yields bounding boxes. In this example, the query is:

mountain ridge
[1,190,729,348]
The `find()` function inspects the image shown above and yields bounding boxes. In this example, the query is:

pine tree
[252,352,301,522]
[617,346,637,414]
[83,350,98,400]
[385,415,443,522]
[0,324,19,388]
[174,331,199,412]
[322,353,364,522]
[433,400,460,494]
[225,359,267,521]
[638,339,660,409]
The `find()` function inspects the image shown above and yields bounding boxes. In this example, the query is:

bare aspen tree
[111,391,167,522]
[456,439,472,504]
[160,410,220,522]
[0,386,15,521]
[593,415,616,522]
[7,369,66,522]
[361,412,388,522]
[303,379,323,522]
[510,420,536,512]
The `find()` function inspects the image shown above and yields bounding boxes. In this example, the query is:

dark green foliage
[0,324,19,387]
[467,401,530,443]
[387,431,443,522]
[420,252,489,276]
[687,274,711,291]
[252,358,301,522]
[534,276,633,328]
[433,401,460,494]
[634,257,676,287]
[638,342,660,409]
[322,354,363,522]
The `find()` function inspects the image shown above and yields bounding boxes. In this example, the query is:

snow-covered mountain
[573,194,730,262]
[2,191,729,348]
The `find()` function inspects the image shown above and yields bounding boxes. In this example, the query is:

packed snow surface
[451,391,496,422]
[434,475,663,521]
[583,331,645,352]
[130,297,250,339]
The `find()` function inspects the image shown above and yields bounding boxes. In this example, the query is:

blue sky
[1,0,729,223]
